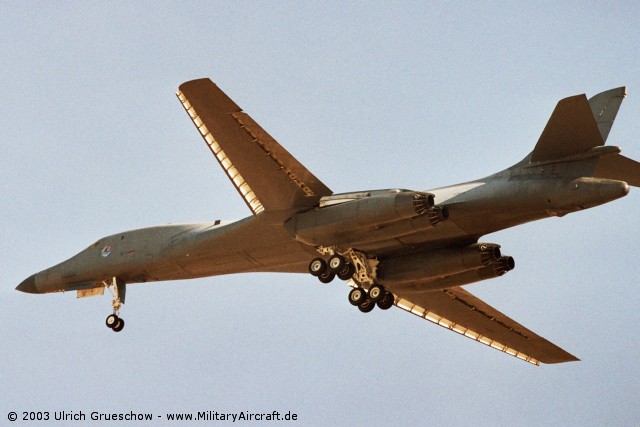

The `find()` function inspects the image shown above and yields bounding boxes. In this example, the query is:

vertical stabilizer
[531,94,604,162]
[588,87,626,143]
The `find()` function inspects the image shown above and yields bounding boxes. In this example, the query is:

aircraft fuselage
[18,156,629,295]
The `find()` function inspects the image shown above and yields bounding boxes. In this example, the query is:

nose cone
[16,274,39,294]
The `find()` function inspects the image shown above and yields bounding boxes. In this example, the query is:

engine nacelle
[289,189,436,246]
[377,243,502,285]
[396,255,515,293]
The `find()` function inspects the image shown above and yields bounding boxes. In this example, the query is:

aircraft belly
[155,215,316,278]
[428,178,566,240]
[352,219,475,255]
[173,254,256,277]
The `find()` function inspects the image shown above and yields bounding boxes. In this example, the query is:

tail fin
[177,79,332,214]
[530,87,628,162]
[589,87,626,143]
[531,94,604,162]
[529,86,640,187]
[590,86,640,187]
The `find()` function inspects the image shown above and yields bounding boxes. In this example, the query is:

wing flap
[390,285,579,365]
[177,79,332,214]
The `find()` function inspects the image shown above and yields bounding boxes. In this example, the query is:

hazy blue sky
[2,2,640,426]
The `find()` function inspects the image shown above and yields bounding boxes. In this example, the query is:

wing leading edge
[177,78,332,214]
[386,284,579,365]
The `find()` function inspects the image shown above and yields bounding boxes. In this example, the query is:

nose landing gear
[106,313,125,332]
[103,277,126,333]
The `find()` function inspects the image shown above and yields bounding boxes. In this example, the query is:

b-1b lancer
[17,79,640,364]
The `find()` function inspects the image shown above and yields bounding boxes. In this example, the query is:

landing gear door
[77,287,105,299]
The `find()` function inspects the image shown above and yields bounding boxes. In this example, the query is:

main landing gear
[103,277,126,333]
[348,285,394,312]
[309,254,356,283]
[309,250,395,314]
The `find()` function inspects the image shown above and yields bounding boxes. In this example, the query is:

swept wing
[177,78,332,214]
[389,284,579,365]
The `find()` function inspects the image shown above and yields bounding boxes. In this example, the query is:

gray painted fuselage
[18,154,628,295]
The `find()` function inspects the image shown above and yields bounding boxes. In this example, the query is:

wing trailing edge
[177,78,332,214]
[386,284,579,365]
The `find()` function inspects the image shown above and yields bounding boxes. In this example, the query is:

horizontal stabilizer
[532,94,604,162]
[589,87,626,143]
[177,78,332,214]
[594,154,640,187]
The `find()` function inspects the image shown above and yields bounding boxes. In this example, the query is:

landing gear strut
[103,277,126,333]
[308,248,394,314]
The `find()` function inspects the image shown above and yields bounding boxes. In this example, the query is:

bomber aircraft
[17,79,640,365]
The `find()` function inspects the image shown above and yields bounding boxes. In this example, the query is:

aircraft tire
[377,292,394,310]
[328,254,346,272]
[318,271,336,284]
[358,299,376,313]
[348,288,367,306]
[368,284,385,303]
[308,258,327,277]
[337,262,356,281]
[112,318,125,332]
[106,314,119,329]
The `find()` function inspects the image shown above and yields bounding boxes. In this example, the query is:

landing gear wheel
[112,318,125,332]
[106,314,119,329]
[318,271,336,284]
[309,258,327,277]
[348,288,367,306]
[358,299,376,313]
[337,262,356,281]
[368,284,386,303]
[376,292,394,310]
[328,254,346,272]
